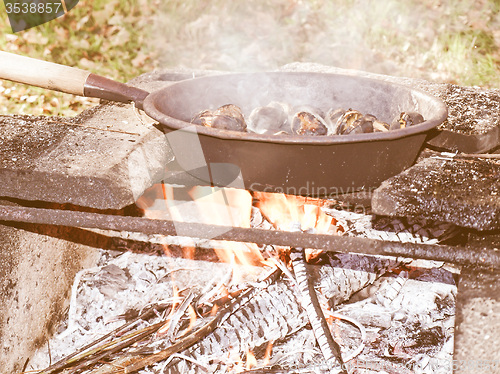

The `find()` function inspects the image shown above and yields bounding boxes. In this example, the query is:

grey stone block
[372,157,500,230]
[0,220,100,373]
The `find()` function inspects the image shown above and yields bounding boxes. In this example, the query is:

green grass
[0,0,157,115]
[2,0,500,116]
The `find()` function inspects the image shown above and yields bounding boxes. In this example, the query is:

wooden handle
[0,52,150,108]
[0,51,91,96]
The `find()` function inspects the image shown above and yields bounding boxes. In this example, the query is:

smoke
[149,1,425,74]
[151,1,383,70]
[149,0,500,86]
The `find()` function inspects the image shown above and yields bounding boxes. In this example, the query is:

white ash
[334,265,456,374]
[29,252,264,371]
[28,201,460,373]
[323,208,460,244]
[29,246,456,374]
[314,252,401,308]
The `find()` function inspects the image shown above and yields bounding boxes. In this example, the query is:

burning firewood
[29,189,458,374]
[34,262,295,374]
[314,252,401,308]
[30,248,455,374]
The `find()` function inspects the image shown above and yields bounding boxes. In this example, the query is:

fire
[246,350,257,370]
[210,304,218,316]
[263,341,273,366]
[188,186,264,267]
[135,183,167,220]
[137,186,341,269]
[135,183,265,268]
[182,304,197,336]
[254,191,337,234]
[157,285,180,335]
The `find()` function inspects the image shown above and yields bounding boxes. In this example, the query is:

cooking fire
[28,187,458,374]
[0,60,499,374]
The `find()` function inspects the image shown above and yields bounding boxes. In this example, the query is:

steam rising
[150,0,499,84]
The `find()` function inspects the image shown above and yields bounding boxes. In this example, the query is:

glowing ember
[246,350,257,370]
[136,184,265,268]
[254,191,341,234]
[263,341,273,366]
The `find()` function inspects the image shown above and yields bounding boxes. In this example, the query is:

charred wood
[290,247,346,373]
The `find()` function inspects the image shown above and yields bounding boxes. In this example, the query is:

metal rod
[0,205,498,269]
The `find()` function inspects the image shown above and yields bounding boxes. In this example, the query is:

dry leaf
[132,52,149,68]
[79,57,96,70]
[113,28,131,46]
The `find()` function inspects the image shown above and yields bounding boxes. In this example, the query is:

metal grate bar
[0,204,498,269]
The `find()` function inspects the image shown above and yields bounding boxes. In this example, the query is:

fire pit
[0,52,449,194]
[0,64,499,374]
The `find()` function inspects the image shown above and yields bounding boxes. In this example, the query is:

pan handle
[0,52,149,109]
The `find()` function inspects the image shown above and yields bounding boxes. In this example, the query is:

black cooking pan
[0,52,448,196]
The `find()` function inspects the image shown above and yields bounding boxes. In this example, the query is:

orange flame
[136,183,265,269]
[246,350,257,370]
[157,285,180,335]
[182,304,197,336]
[263,341,273,366]
[333,317,343,345]
[210,304,219,316]
[254,191,337,234]
[188,186,264,268]
[135,183,167,220]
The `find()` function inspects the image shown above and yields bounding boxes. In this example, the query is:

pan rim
[143,71,447,145]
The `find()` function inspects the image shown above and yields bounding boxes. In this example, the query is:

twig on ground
[90,267,283,374]
[43,119,141,136]
[159,291,196,340]
[67,321,165,373]
[36,306,158,374]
